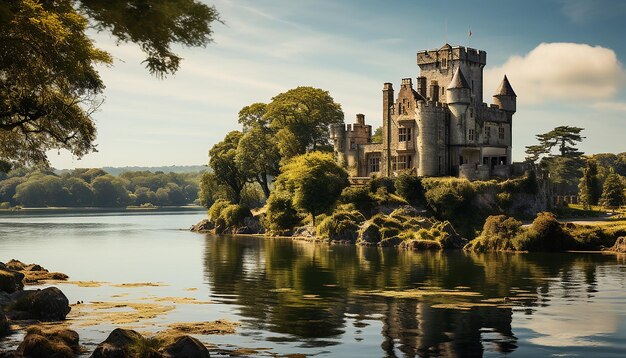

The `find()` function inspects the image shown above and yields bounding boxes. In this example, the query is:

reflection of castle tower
[331,44,517,180]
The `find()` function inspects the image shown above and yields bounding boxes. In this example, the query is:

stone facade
[331,44,516,180]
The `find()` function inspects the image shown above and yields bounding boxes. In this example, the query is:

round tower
[492,75,516,113]
[446,67,471,118]
[417,107,441,177]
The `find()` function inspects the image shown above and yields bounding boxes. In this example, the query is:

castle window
[485,126,491,137]
[368,154,380,173]
[468,129,475,141]
[399,127,412,142]
[499,127,505,140]
[350,139,356,150]
[394,155,412,171]
[442,58,448,68]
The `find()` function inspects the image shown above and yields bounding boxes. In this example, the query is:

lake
[1,210,625,357]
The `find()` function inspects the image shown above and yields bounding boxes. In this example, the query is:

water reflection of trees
[203,235,620,356]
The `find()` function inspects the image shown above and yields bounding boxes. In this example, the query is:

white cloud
[484,43,625,105]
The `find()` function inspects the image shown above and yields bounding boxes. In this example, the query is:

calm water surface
[0,211,625,357]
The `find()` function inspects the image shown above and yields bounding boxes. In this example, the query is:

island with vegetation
[192,87,626,255]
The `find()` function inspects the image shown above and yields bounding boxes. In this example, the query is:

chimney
[417,76,427,97]
[356,113,365,125]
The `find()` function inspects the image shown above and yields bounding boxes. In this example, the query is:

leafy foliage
[599,171,625,210]
[266,87,344,159]
[0,0,220,166]
[272,152,348,226]
[0,167,201,207]
[263,191,301,235]
[316,209,365,242]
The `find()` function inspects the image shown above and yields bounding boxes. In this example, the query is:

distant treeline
[0,168,203,208]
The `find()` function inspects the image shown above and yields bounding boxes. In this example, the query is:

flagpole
[468,26,472,48]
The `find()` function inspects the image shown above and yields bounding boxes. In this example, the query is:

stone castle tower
[331,44,516,180]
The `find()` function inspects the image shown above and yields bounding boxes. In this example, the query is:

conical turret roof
[495,75,516,97]
[447,67,470,90]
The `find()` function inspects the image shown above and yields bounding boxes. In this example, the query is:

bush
[208,199,251,233]
[513,212,575,251]
[465,215,522,252]
[339,186,375,215]
[220,204,252,229]
[0,202,10,209]
[395,171,424,205]
[263,191,301,235]
[368,176,395,194]
[208,199,231,222]
[316,210,365,242]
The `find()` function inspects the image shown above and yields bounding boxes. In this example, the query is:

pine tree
[599,171,625,212]
[578,159,601,209]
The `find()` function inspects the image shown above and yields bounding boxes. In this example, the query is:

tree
[64,177,94,206]
[198,172,232,208]
[599,171,625,211]
[0,0,220,166]
[91,175,129,207]
[371,126,383,143]
[208,131,252,204]
[235,126,280,198]
[526,126,585,194]
[265,87,344,159]
[276,152,348,226]
[238,103,269,131]
[578,159,601,209]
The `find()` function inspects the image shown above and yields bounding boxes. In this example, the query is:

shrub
[513,212,575,251]
[0,202,10,209]
[263,191,301,235]
[208,199,231,222]
[465,215,522,252]
[208,199,252,233]
[316,210,365,242]
[368,176,395,194]
[395,171,424,205]
[339,186,375,215]
[220,204,252,229]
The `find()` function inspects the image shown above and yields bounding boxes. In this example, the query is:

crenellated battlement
[416,45,486,67]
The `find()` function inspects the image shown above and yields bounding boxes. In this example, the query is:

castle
[330,44,517,180]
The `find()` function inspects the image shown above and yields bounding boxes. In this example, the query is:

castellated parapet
[332,43,517,180]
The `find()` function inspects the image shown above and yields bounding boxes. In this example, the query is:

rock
[91,328,159,358]
[608,236,626,253]
[190,219,214,233]
[292,226,316,238]
[389,205,421,218]
[8,287,71,321]
[16,326,79,358]
[0,311,9,337]
[0,263,25,294]
[378,236,403,247]
[358,222,381,245]
[160,335,210,358]
[5,260,26,271]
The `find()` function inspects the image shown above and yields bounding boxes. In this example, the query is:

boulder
[91,328,158,358]
[0,263,24,294]
[292,226,316,238]
[389,205,421,218]
[357,222,381,245]
[16,326,79,358]
[190,219,214,233]
[608,237,626,253]
[160,335,210,358]
[8,287,70,321]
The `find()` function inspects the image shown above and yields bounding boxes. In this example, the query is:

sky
[49,0,626,169]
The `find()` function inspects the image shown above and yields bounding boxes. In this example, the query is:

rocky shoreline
[0,260,234,358]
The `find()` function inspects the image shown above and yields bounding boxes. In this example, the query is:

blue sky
[50,0,626,168]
